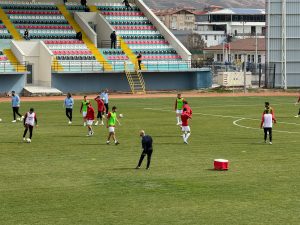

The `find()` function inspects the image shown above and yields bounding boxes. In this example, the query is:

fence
[0,62,27,73]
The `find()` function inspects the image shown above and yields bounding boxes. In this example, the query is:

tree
[185,33,206,52]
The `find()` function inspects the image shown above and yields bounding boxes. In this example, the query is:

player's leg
[23,124,28,140]
[95,111,100,125]
[29,125,33,140]
[264,128,267,143]
[112,132,119,145]
[269,128,272,144]
[15,107,22,118]
[185,130,191,142]
[107,129,112,144]
[146,150,152,169]
[69,109,73,122]
[136,151,146,169]
[100,111,104,125]
[12,107,17,122]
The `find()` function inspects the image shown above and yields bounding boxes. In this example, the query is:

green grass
[0,96,299,225]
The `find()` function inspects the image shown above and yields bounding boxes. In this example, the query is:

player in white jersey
[260,109,276,144]
[23,108,38,143]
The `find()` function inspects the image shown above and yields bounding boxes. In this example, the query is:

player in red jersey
[183,100,192,117]
[23,108,38,143]
[181,108,192,144]
[295,95,300,118]
[94,96,106,125]
[85,103,95,136]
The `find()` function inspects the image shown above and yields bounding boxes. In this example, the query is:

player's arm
[272,114,277,124]
[35,114,38,127]
[296,96,300,104]
[23,113,27,126]
[260,115,264,128]
[174,99,177,110]
[106,113,111,128]
[71,98,74,107]
[80,102,83,113]
[103,104,106,113]
[116,117,121,126]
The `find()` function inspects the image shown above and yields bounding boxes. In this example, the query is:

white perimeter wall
[11,40,53,87]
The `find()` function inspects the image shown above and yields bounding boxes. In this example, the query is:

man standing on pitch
[94,95,106,125]
[136,130,153,170]
[101,89,109,115]
[260,109,276,145]
[86,103,95,136]
[106,106,120,145]
[11,91,23,123]
[181,108,192,144]
[80,96,90,126]
[174,93,184,125]
[294,95,300,118]
[64,93,74,124]
[23,108,38,143]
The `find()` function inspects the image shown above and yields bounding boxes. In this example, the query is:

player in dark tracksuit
[136,130,153,170]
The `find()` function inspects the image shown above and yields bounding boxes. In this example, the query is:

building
[267,0,300,88]
[154,8,198,30]
[204,38,266,65]
[195,8,266,47]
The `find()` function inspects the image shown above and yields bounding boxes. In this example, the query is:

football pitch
[0,96,299,225]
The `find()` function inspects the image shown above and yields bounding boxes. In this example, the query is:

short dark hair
[265,102,269,106]
[12,91,15,93]
[30,108,34,112]
[112,106,117,110]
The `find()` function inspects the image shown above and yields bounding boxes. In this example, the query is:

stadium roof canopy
[208,8,265,15]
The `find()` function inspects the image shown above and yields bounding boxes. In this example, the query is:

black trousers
[12,107,22,120]
[97,111,104,120]
[125,3,132,9]
[264,128,272,142]
[137,149,153,168]
[111,40,116,49]
[66,108,73,121]
[104,103,109,114]
[298,108,300,115]
[138,60,142,70]
[23,125,33,139]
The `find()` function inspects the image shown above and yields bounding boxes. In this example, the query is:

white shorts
[82,112,87,117]
[86,120,93,126]
[182,126,190,132]
[176,109,183,114]
[108,126,115,133]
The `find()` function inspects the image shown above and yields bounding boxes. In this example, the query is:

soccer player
[106,106,121,145]
[136,130,153,170]
[80,96,90,126]
[94,96,106,126]
[260,109,276,144]
[100,89,109,115]
[181,108,191,144]
[23,108,37,143]
[11,91,23,123]
[294,95,300,118]
[86,103,95,136]
[183,100,192,117]
[64,93,74,124]
[174,93,184,125]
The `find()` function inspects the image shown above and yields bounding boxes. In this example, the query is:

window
[205,35,208,40]
[251,55,255,63]
[247,55,251,62]
[258,55,262,63]
[214,35,217,40]
[217,54,223,62]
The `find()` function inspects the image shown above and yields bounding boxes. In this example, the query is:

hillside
[144,0,265,9]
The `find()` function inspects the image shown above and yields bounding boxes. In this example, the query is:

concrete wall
[135,0,192,61]
[52,70,212,93]
[10,40,53,87]
[95,13,114,47]
[0,74,25,95]
[75,12,97,45]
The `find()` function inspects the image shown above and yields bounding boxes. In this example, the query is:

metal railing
[100,40,122,48]
[51,60,195,72]
[0,62,27,73]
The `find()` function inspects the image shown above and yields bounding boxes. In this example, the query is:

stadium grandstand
[0,0,211,95]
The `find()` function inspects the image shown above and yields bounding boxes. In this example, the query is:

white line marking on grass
[233,118,300,134]
[189,103,295,109]
[145,106,300,135]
